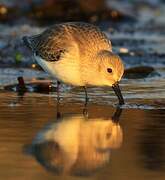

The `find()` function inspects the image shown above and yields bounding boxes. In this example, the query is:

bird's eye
[107,68,112,73]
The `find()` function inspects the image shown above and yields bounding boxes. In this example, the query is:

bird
[23,22,125,105]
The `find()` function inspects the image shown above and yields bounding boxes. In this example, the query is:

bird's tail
[22,36,32,50]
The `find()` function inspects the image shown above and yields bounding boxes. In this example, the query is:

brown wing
[23,22,112,61]
[24,25,68,61]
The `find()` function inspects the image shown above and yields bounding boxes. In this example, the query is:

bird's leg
[57,80,61,102]
[83,86,89,117]
[83,86,89,106]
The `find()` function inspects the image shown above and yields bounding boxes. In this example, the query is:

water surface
[0,92,165,179]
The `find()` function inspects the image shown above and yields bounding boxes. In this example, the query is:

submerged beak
[112,82,125,105]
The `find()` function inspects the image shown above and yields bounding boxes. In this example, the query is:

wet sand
[0,92,165,180]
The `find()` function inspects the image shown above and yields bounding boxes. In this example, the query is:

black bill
[112,82,125,105]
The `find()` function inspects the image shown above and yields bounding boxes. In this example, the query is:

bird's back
[23,22,112,62]
[62,22,112,58]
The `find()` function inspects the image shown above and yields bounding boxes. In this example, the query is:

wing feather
[23,22,112,62]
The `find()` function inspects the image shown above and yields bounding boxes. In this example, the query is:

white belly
[35,55,84,86]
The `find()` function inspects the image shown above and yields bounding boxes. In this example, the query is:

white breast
[34,54,84,86]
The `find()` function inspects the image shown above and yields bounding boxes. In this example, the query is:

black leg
[83,86,89,106]
[83,86,89,117]
[57,81,60,102]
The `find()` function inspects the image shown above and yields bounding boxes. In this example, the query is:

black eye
[107,68,112,73]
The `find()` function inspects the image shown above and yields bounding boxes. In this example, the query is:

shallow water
[0,92,165,180]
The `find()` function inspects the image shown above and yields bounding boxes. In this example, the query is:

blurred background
[0,0,165,68]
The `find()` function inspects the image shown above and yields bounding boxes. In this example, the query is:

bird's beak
[112,82,125,105]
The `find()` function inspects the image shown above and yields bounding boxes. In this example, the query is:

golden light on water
[30,114,123,175]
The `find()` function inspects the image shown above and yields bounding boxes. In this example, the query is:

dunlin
[23,22,124,105]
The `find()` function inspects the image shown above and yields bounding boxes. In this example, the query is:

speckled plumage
[25,22,112,61]
[23,22,124,88]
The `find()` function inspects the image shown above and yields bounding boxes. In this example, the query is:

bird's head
[97,50,125,105]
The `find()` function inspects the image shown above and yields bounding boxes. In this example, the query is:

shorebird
[23,22,125,105]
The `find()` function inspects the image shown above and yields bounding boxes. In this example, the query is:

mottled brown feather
[26,22,112,62]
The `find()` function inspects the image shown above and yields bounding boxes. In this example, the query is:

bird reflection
[26,107,123,176]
